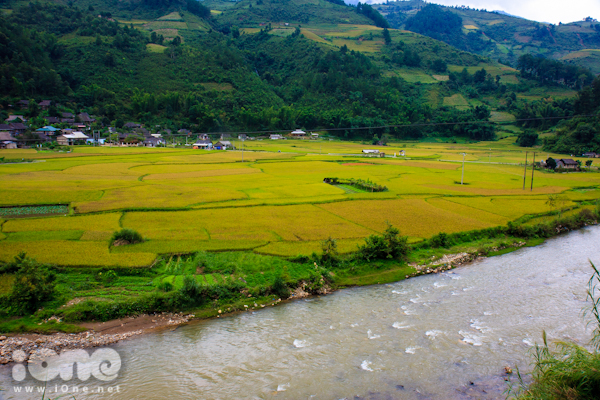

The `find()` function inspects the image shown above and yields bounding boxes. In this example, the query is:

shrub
[158,281,174,292]
[271,275,290,299]
[430,232,452,248]
[8,254,56,315]
[178,275,203,307]
[110,228,143,246]
[357,224,408,261]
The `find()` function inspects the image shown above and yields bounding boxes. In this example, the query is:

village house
[38,100,52,110]
[583,152,598,158]
[238,134,247,140]
[220,133,231,140]
[198,134,210,141]
[556,159,579,169]
[77,112,95,126]
[46,116,60,124]
[270,134,283,140]
[17,100,29,109]
[193,139,213,149]
[36,126,60,138]
[291,129,306,138]
[310,133,319,139]
[0,131,17,149]
[61,112,74,119]
[9,122,28,135]
[5,115,26,123]
[123,122,141,130]
[362,149,380,154]
[118,133,143,146]
[214,140,233,150]
[143,136,164,147]
[56,132,89,146]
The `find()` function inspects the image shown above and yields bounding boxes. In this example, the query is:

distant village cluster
[0,100,322,150]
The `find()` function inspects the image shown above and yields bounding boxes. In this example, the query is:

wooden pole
[461,153,465,185]
[523,151,528,190]
[531,152,535,191]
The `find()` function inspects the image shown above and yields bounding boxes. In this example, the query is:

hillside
[373,0,600,74]
[0,0,586,145]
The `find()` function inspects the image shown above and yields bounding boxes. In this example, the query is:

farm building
[193,139,213,149]
[362,149,380,154]
[214,141,234,150]
[556,159,578,169]
[56,132,89,145]
[291,129,306,138]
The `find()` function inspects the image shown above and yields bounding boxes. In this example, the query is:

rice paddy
[1,142,599,267]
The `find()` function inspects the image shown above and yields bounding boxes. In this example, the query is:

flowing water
[3,226,600,399]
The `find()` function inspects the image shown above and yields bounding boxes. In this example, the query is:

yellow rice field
[1,142,600,266]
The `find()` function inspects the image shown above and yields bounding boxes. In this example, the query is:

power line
[7,113,600,142]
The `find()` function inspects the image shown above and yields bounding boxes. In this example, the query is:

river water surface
[4,227,600,399]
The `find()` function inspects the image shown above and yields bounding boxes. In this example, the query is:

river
[3,226,600,399]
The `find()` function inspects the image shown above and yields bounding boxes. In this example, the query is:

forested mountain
[0,0,592,144]
[373,0,600,74]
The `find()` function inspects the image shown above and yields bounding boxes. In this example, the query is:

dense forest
[542,76,600,154]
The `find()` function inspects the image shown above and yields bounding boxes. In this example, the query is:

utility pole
[523,151,528,190]
[242,138,244,162]
[461,152,466,185]
[530,152,535,191]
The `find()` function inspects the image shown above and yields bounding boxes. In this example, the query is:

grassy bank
[0,207,598,334]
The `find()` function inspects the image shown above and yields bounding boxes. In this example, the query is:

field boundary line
[312,203,380,234]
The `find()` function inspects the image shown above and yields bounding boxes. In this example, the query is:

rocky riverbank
[0,312,195,364]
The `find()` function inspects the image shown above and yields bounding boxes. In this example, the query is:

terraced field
[1,141,599,266]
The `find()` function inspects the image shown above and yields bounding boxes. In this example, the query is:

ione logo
[12,348,121,382]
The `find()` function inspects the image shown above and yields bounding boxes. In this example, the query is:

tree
[546,157,557,170]
[586,159,593,169]
[431,59,447,73]
[320,237,339,267]
[517,131,539,147]
[382,28,391,45]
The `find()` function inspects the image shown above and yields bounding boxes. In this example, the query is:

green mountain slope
[374,0,600,74]
[0,0,584,144]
